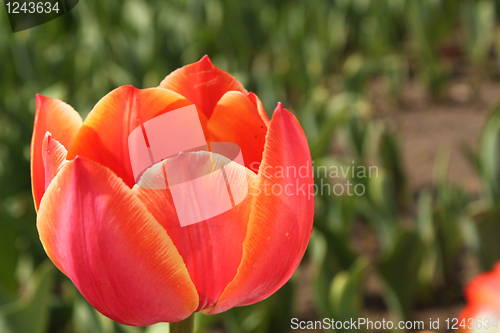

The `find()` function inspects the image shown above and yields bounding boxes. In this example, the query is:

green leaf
[433,149,468,285]
[73,295,116,333]
[470,207,500,271]
[309,227,358,317]
[145,322,170,333]
[328,257,368,331]
[376,229,425,320]
[479,103,500,203]
[461,0,495,68]
[0,261,55,333]
[416,190,439,294]
[0,216,18,298]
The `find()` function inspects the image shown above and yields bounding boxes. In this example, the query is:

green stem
[170,313,195,333]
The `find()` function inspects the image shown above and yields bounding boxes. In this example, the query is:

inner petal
[207,91,268,171]
[67,86,202,188]
[132,151,256,310]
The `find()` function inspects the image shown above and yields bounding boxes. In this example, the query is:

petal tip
[73,155,84,164]
[120,85,137,93]
[199,55,212,65]
[273,102,287,117]
[41,131,52,150]
[246,92,257,103]
[35,94,47,108]
[70,156,86,171]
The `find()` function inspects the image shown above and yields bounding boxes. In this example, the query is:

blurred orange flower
[459,263,500,331]
[30,56,314,326]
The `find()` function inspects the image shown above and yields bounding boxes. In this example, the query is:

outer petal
[208,104,314,314]
[159,56,247,118]
[31,95,82,210]
[132,152,256,311]
[37,157,198,326]
[67,86,194,187]
[41,132,69,190]
[207,91,268,169]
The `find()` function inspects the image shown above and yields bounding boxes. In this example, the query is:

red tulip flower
[459,263,500,331]
[31,56,314,326]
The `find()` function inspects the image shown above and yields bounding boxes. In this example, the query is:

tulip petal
[207,91,268,170]
[465,263,500,309]
[247,92,270,125]
[37,157,198,326]
[67,86,195,187]
[31,95,82,210]
[132,152,256,311]
[159,56,247,118]
[41,133,68,190]
[458,264,500,330]
[207,104,314,314]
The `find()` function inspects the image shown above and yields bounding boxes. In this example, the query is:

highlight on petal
[31,95,82,210]
[159,149,248,227]
[207,103,314,314]
[41,132,68,191]
[132,151,256,311]
[67,86,195,188]
[159,55,247,118]
[207,91,268,169]
[37,157,198,326]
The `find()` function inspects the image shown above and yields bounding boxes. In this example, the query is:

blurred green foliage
[3,0,500,332]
